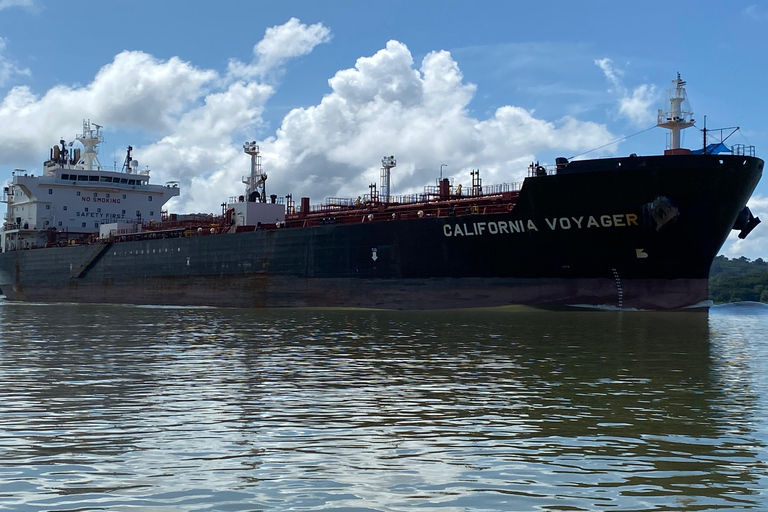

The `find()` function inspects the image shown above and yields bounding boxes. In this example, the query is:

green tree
[709,256,768,303]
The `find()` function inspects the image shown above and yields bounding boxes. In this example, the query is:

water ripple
[0,303,767,510]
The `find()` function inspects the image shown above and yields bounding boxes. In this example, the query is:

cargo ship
[0,76,763,309]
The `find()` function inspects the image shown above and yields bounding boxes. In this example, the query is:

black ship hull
[0,154,763,310]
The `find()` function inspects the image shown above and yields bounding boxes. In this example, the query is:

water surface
[0,301,767,511]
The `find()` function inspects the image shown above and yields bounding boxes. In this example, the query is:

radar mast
[380,155,396,204]
[243,141,266,203]
[657,73,695,151]
[75,120,104,170]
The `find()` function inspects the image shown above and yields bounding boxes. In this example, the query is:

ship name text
[442,214,638,237]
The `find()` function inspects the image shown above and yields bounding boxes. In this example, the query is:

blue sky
[1,0,767,258]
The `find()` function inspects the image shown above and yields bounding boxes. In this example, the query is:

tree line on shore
[709,255,768,303]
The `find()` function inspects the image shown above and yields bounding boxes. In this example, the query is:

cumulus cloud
[227,17,332,80]
[721,194,768,259]
[0,18,331,214]
[0,20,616,216]
[595,58,657,126]
[253,41,615,205]
[140,80,274,209]
[0,50,218,164]
[156,39,612,212]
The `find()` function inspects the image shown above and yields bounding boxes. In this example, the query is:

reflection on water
[0,302,766,511]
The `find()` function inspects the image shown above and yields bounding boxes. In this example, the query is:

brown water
[0,301,767,511]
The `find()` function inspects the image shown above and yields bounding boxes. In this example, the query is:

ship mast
[243,141,266,203]
[657,73,695,151]
[380,155,396,204]
[75,119,104,171]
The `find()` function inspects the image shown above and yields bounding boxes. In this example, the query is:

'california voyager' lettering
[442,214,638,237]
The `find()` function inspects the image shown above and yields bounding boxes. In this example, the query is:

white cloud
[721,195,768,260]
[618,84,656,126]
[252,41,615,206]
[595,58,622,89]
[0,37,30,87]
[0,0,37,10]
[227,17,332,80]
[141,80,274,210]
[595,58,657,127]
[0,50,218,165]
[0,21,616,217]
[0,18,333,215]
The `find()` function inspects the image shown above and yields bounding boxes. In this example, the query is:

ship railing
[313,181,524,210]
[297,179,526,215]
[386,182,522,202]
[228,196,287,206]
[308,197,373,212]
[386,193,431,204]
[733,144,756,157]
[52,163,148,173]
[528,164,556,177]
[325,197,357,208]
[480,182,522,194]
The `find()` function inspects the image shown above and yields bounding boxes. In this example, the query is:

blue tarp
[691,142,731,155]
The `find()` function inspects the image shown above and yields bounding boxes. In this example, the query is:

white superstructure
[1,120,180,252]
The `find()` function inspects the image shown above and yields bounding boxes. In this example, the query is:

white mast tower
[243,141,266,203]
[75,120,104,170]
[657,73,695,152]
[380,155,396,204]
